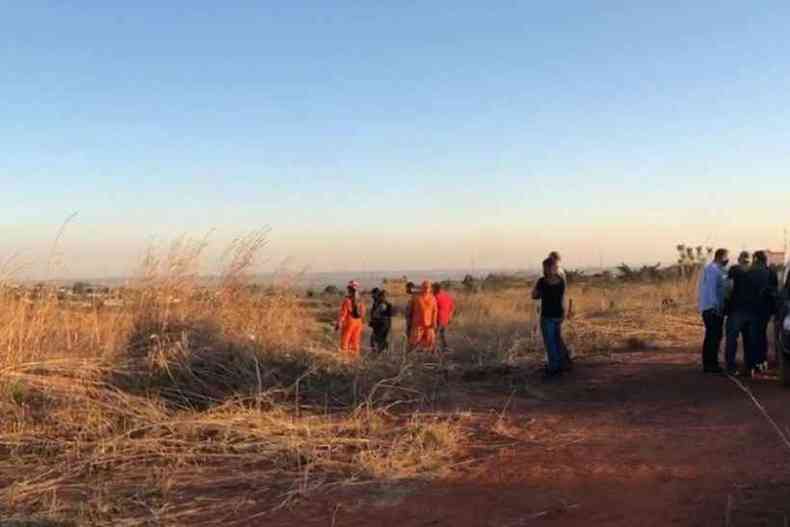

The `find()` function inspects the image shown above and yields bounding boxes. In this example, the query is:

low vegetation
[0,234,708,525]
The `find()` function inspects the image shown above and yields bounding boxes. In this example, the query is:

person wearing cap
[336,280,366,356]
[369,288,393,353]
[408,280,438,352]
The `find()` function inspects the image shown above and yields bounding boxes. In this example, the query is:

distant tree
[462,274,479,292]
[617,263,636,281]
[72,282,91,295]
[323,285,341,296]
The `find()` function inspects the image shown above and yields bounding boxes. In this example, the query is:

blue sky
[2,2,789,278]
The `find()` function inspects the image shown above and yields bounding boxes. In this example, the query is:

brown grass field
[1,238,788,526]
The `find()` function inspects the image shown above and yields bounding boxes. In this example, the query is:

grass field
[2,239,787,526]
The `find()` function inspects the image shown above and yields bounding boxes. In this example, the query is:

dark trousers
[725,311,754,370]
[370,324,390,353]
[702,310,724,368]
[437,324,449,352]
[541,318,564,373]
[751,317,770,366]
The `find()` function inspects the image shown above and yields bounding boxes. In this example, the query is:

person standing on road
[698,248,729,374]
[433,282,455,353]
[369,288,393,353]
[725,251,759,375]
[532,257,570,379]
[336,281,366,357]
[408,280,438,352]
[747,251,779,375]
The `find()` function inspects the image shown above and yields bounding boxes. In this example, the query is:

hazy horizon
[3,3,789,278]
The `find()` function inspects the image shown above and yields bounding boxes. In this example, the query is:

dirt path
[268,349,790,527]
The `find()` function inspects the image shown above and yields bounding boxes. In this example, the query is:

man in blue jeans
[532,257,570,378]
[698,248,729,373]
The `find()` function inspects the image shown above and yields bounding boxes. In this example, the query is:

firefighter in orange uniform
[336,280,365,356]
[408,280,438,352]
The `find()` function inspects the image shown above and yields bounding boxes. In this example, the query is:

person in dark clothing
[548,251,573,370]
[532,257,570,378]
[369,288,393,353]
[727,251,751,283]
[725,252,754,375]
[404,281,418,340]
[748,251,779,374]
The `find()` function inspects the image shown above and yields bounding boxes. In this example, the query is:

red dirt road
[268,349,790,527]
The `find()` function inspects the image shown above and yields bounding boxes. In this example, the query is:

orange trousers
[409,326,436,351]
[340,318,363,355]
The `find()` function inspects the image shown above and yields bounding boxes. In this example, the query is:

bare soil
[265,349,790,527]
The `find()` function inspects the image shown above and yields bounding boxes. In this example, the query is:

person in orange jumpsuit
[336,280,366,356]
[408,280,438,352]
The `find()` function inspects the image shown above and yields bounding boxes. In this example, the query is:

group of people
[335,251,574,381]
[699,248,785,376]
[335,247,786,379]
[335,279,455,356]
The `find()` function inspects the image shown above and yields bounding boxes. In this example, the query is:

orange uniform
[338,296,365,355]
[408,282,438,351]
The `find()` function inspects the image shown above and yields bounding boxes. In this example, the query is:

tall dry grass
[0,240,706,525]
[0,232,464,525]
[448,276,701,365]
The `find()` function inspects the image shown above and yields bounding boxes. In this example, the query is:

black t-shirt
[731,265,778,317]
[370,300,393,327]
[535,277,565,319]
[746,266,777,318]
[727,265,749,314]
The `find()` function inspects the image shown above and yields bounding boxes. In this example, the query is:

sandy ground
[265,349,790,527]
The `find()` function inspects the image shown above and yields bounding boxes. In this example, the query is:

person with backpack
[369,288,393,353]
[336,280,366,356]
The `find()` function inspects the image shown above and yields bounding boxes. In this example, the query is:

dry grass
[447,276,700,366]
[0,234,464,525]
[0,239,706,525]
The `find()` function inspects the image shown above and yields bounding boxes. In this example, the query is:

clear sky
[2,2,789,279]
